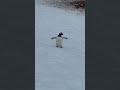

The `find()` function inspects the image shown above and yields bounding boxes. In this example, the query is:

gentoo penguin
[51,32,68,48]
[56,32,63,48]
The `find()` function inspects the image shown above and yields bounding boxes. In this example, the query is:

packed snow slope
[35,4,85,90]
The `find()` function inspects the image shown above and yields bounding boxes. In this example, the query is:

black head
[58,32,63,37]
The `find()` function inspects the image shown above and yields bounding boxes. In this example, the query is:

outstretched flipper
[52,37,68,39]
[51,37,57,39]
[62,37,68,39]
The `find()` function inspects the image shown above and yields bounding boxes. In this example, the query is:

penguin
[56,32,63,48]
[51,32,68,48]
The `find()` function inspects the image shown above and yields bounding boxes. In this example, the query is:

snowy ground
[35,2,85,90]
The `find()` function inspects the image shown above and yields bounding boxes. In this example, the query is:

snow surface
[35,3,85,90]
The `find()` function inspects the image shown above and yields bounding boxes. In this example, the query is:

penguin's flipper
[51,37,57,39]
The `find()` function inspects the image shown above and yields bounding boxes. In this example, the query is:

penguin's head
[58,32,63,37]
[59,32,63,35]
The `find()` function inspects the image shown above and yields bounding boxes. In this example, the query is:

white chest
[56,37,62,46]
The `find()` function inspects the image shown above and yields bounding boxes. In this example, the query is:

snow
[35,3,85,90]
